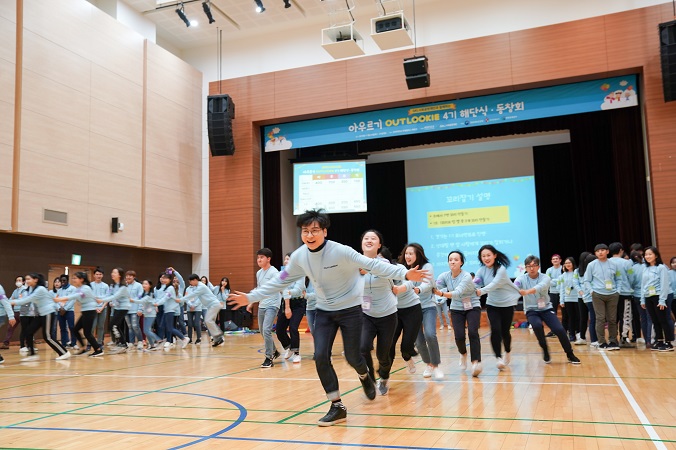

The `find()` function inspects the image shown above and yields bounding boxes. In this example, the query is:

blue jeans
[126,313,143,344]
[306,309,316,335]
[143,316,160,347]
[587,302,598,342]
[633,296,652,343]
[258,307,279,359]
[156,305,166,339]
[163,313,185,342]
[186,310,202,341]
[415,306,441,366]
[314,305,367,401]
[57,310,76,346]
[435,300,450,327]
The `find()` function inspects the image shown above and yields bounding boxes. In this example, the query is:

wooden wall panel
[509,16,609,85]
[210,4,676,284]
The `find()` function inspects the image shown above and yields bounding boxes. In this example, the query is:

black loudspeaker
[207,94,236,156]
[375,16,403,33]
[660,20,676,102]
[403,56,430,90]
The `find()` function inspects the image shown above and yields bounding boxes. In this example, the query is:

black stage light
[176,4,191,27]
[254,0,265,13]
[202,1,215,24]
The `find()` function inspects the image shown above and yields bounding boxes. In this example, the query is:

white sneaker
[432,367,444,380]
[19,347,28,354]
[137,342,144,351]
[590,341,600,348]
[164,341,172,348]
[21,355,39,362]
[73,344,80,350]
[181,337,190,348]
[56,351,71,360]
[459,353,467,370]
[106,342,115,347]
[637,338,646,344]
[447,325,452,331]
[406,358,416,374]
[496,357,506,371]
[471,361,483,377]
[291,353,301,363]
[504,352,511,366]
[439,325,444,330]
[283,348,291,359]
[576,332,581,340]
[423,365,433,378]
[574,338,587,345]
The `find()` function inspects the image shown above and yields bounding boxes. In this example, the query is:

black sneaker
[651,342,660,351]
[272,349,280,360]
[211,337,223,347]
[567,354,581,365]
[195,339,201,345]
[317,402,347,427]
[89,349,104,358]
[665,342,674,352]
[606,342,620,351]
[543,348,551,364]
[599,343,608,349]
[657,342,668,352]
[260,358,274,368]
[545,331,555,338]
[359,373,376,400]
[0,355,4,364]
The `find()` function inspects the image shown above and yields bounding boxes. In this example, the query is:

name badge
[565,287,571,295]
[462,297,472,311]
[537,298,547,309]
[604,280,613,290]
[648,286,657,296]
[362,295,372,311]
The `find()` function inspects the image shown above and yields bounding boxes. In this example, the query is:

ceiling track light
[283,0,291,8]
[176,3,191,27]
[202,0,215,23]
[254,0,265,13]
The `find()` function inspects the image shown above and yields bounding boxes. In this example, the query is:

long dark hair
[398,243,429,269]
[220,277,231,291]
[578,253,597,277]
[562,256,577,272]
[477,244,510,276]
[111,267,125,287]
[27,273,48,291]
[73,271,91,287]
[644,246,664,267]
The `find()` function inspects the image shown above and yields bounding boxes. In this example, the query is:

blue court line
[7,426,459,450]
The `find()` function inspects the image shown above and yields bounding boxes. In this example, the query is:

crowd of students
[0,267,241,363]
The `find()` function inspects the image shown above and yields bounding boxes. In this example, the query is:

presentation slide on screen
[293,160,367,215]
[406,176,540,277]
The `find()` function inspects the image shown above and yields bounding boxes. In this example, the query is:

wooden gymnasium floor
[0,319,675,450]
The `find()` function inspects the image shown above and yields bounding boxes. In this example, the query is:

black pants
[276,299,306,351]
[361,312,398,381]
[577,299,589,339]
[527,309,574,357]
[451,307,482,362]
[20,316,34,348]
[389,304,423,363]
[564,301,579,339]
[486,305,513,358]
[74,310,101,351]
[26,314,67,357]
[110,309,128,345]
[645,296,674,342]
[549,293,560,331]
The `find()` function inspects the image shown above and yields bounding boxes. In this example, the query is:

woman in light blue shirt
[136,279,160,351]
[359,231,399,395]
[54,272,103,357]
[558,257,582,342]
[640,246,673,351]
[474,244,520,370]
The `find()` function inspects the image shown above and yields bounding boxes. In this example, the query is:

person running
[515,256,581,365]
[54,272,104,357]
[228,209,429,427]
[96,268,131,354]
[359,230,399,395]
[640,246,674,351]
[433,250,482,377]
[277,253,306,363]
[249,248,282,368]
[474,245,520,370]
[179,274,224,347]
[11,273,70,361]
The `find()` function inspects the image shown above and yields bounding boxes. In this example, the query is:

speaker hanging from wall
[403,55,430,90]
[207,94,236,156]
[660,20,676,102]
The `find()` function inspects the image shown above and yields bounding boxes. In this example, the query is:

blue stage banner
[263,75,638,151]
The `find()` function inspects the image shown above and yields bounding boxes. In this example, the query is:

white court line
[600,351,667,450]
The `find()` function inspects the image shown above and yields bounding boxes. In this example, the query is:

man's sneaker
[504,352,511,366]
[543,348,551,364]
[291,352,301,363]
[432,367,444,380]
[282,348,291,359]
[89,349,104,357]
[471,361,482,377]
[194,339,201,345]
[651,342,660,351]
[21,355,39,362]
[113,345,128,354]
[574,338,587,345]
[181,337,190,348]
[377,379,389,396]
[567,354,581,364]
[619,339,635,348]
[606,342,620,351]
[657,342,669,352]
[665,342,674,352]
[406,358,416,374]
[260,358,274,368]
[423,365,433,378]
[359,373,376,400]
[272,349,281,360]
[545,331,555,338]
[164,341,172,348]
[459,353,467,370]
[590,341,599,348]
[317,402,347,427]
[599,343,608,350]
[56,351,71,361]
[137,342,144,351]
[211,337,224,347]
[19,347,29,354]
[496,357,506,371]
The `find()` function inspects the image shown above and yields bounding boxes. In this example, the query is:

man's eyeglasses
[525,264,540,269]
[301,228,323,237]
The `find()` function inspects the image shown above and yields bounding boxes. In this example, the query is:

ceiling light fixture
[202,0,215,23]
[176,3,191,27]
[254,0,265,13]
